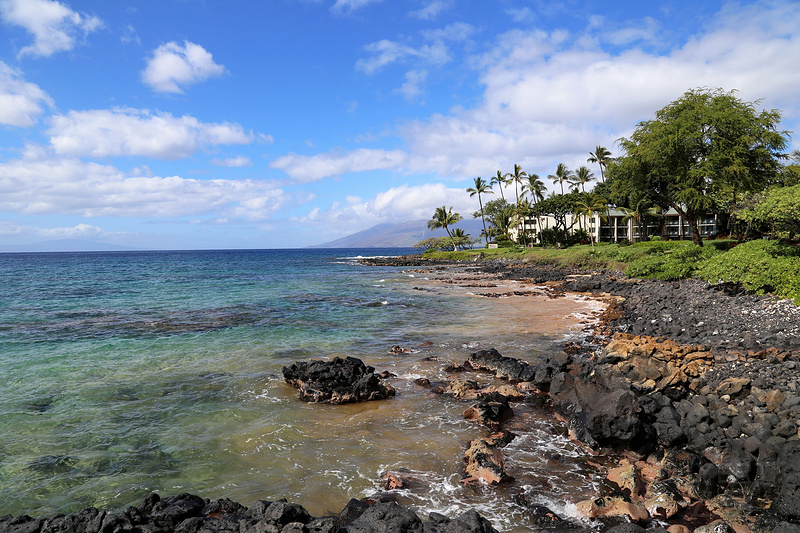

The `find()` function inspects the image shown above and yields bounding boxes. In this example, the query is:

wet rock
[604,523,646,533]
[342,502,421,533]
[464,349,535,382]
[282,357,395,404]
[575,496,649,523]
[462,437,512,486]
[549,371,642,448]
[462,392,513,429]
[606,462,644,499]
[644,479,684,519]
[695,463,720,499]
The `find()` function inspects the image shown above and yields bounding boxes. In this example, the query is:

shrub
[626,243,720,280]
[698,240,800,302]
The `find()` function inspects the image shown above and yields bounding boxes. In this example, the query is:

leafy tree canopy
[607,87,789,246]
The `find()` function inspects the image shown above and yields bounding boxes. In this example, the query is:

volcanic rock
[282,356,395,404]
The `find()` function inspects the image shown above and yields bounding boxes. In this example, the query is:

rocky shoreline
[372,256,800,533]
[5,256,800,533]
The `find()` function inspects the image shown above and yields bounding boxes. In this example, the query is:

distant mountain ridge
[312,218,486,248]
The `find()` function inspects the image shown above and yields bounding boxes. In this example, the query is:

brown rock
[765,389,786,412]
[667,525,692,533]
[716,378,751,399]
[575,497,649,523]
[461,438,512,485]
[606,462,644,498]
[447,379,481,399]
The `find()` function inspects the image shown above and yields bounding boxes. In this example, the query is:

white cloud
[294,183,471,227]
[0,157,289,220]
[390,1,800,180]
[0,0,102,57]
[410,0,452,20]
[356,39,449,75]
[211,155,252,167]
[48,108,252,159]
[270,148,407,182]
[141,41,225,93]
[398,69,427,101]
[331,0,381,14]
[0,61,53,127]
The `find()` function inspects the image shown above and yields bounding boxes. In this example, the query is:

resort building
[511,208,720,244]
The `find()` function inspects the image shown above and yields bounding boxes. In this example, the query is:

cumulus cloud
[0,157,289,220]
[142,41,225,93]
[331,0,381,14]
[48,108,252,159]
[270,148,407,182]
[410,0,452,20]
[211,155,252,167]
[0,0,102,57]
[294,183,471,229]
[392,1,800,180]
[0,61,53,127]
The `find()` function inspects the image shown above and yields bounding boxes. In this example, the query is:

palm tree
[572,166,596,193]
[451,228,472,250]
[548,163,573,195]
[522,173,547,205]
[522,174,546,239]
[573,194,609,247]
[505,164,527,205]
[427,206,463,251]
[466,177,493,245]
[505,164,528,244]
[587,146,613,183]
[490,170,509,201]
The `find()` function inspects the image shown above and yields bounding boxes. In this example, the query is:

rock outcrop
[282,356,395,404]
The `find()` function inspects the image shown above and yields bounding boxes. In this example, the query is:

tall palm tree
[572,166,596,193]
[587,146,613,183]
[490,170,509,201]
[573,194,609,247]
[505,164,528,206]
[522,174,546,238]
[522,174,546,204]
[427,205,463,251]
[505,164,528,244]
[466,177,493,245]
[548,163,573,195]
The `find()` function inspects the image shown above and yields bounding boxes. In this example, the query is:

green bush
[698,240,800,302]
[626,243,721,280]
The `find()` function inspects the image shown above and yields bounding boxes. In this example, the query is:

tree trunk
[478,196,488,244]
[685,211,704,246]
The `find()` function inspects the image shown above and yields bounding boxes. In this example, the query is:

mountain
[312,219,486,248]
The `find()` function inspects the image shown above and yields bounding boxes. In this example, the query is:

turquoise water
[0,249,607,531]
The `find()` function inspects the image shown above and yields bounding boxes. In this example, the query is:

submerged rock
[282,356,395,404]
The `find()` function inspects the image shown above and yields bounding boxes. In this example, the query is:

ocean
[0,249,609,531]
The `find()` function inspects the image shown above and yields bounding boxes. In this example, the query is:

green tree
[505,164,528,244]
[571,166,596,193]
[609,88,788,246]
[548,163,573,195]
[490,170,509,201]
[740,184,800,239]
[588,146,613,183]
[427,206,463,251]
[573,194,609,247]
[466,176,493,245]
[451,228,476,250]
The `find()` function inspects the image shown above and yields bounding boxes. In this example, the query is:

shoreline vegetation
[7,248,800,533]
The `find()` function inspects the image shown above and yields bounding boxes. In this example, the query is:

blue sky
[0,0,799,250]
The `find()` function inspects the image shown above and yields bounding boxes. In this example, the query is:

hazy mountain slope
[312,219,485,248]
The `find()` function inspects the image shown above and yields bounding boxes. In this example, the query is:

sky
[0,0,799,250]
